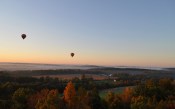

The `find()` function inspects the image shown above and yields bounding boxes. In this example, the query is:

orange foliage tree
[28,89,63,109]
[28,89,49,109]
[122,87,133,104]
[63,81,76,109]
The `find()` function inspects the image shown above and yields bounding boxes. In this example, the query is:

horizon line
[0,61,174,69]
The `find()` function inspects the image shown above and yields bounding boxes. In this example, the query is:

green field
[99,86,135,98]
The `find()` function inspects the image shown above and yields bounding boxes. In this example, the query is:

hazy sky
[0,0,175,67]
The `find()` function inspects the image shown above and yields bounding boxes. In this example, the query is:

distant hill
[164,68,175,71]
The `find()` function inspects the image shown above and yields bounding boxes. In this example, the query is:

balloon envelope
[21,34,26,39]
[71,53,74,57]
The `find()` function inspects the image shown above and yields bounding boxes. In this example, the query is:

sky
[0,0,175,67]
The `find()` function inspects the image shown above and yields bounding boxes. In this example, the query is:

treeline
[0,73,118,91]
[1,69,108,77]
[0,78,174,109]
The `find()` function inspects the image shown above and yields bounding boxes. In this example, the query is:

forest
[0,69,174,109]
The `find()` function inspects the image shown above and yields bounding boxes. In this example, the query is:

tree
[29,89,49,109]
[146,97,156,109]
[121,87,133,109]
[122,87,133,102]
[105,92,123,109]
[131,96,147,109]
[12,88,33,109]
[155,100,166,109]
[63,81,76,109]
[159,78,173,90]
[105,91,115,109]
[33,89,64,109]
[42,89,63,109]
[84,88,104,109]
[76,87,90,109]
[146,79,155,89]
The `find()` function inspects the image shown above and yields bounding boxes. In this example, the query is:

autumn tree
[105,91,123,109]
[131,96,147,109]
[122,87,133,102]
[29,89,49,109]
[121,87,133,109]
[41,89,63,109]
[159,78,173,90]
[12,88,33,109]
[29,89,64,109]
[146,79,155,89]
[63,81,76,109]
[76,87,91,109]
[105,91,115,109]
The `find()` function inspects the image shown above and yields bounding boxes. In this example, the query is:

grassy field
[99,86,135,98]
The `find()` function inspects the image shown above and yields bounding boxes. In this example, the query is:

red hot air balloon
[21,34,26,39]
[71,53,74,57]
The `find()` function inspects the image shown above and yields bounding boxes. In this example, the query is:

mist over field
[0,62,98,71]
[0,62,166,71]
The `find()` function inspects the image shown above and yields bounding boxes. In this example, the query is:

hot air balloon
[71,53,74,57]
[21,34,26,39]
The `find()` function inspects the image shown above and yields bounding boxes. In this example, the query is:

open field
[99,86,135,98]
